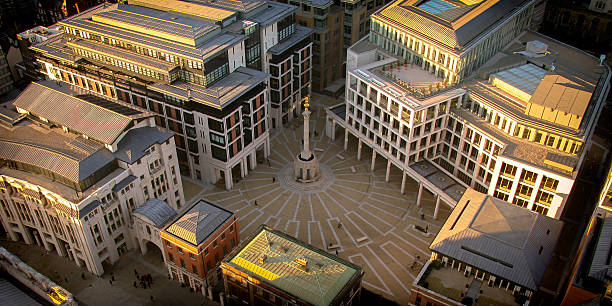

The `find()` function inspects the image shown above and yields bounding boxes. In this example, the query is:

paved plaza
[0,94,452,305]
[198,93,453,304]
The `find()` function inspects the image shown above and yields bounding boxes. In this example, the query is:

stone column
[208,286,213,300]
[385,160,392,182]
[344,129,349,151]
[434,196,441,220]
[224,170,232,190]
[240,159,247,178]
[249,152,257,170]
[416,183,423,207]
[220,292,225,306]
[357,140,362,161]
[401,172,407,194]
[371,150,376,171]
[301,108,312,160]
[331,121,336,141]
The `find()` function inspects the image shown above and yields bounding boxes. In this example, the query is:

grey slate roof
[0,278,41,306]
[13,81,148,145]
[164,199,233,246]
[430,188,563,290]
[249,1,297,27]
[588,212,612,282]
[134,198,177,228]
[79,200,100,219]
[114,126,174,164]
[112,175,137,193]
[0,139,115,183]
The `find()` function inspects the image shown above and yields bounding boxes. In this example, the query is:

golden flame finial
[304,96,309,110]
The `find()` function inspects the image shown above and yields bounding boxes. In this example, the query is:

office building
[23,0,313,189]
[0,81,185,276]
[326,0,611,219]
[160,199,239,294]
[411,188,563,305]
[221,225,364,306]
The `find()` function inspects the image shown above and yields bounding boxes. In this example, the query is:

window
[166,241,172,248]
[180,259,185,268]
[192,265,198,274]
[178,248,183,254]
[190,253,195,260]
[213,241,218,248]
[169,253,174,262]
[204,248,209,256]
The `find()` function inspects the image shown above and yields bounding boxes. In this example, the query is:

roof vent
[259,254,267,264]
[526,41,548,55]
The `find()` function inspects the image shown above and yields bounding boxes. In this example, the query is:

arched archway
[141,240,164,264]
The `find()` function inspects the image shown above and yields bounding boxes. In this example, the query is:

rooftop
[92,4,219,46]
[223,225,363,306]
[13,81,151,145]
[430,188,563,290]
[127,0,237,23]
[451,107,579,177]
[164,199,233,246]
[134,198,177,228]
[374,0,531,50]
[150,66,268,109]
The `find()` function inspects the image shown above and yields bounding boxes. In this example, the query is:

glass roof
[491,64,547,95]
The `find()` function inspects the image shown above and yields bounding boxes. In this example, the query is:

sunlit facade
[327,0,611,219]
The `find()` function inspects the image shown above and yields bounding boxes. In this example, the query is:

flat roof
[491,63,547,96]
[430,188,563,290]
[128,0,237,22]
[189,0,267,14]
[92,4,219,46]
[268,25,312,55]
[452,108,578,177]
[224,226,363,306]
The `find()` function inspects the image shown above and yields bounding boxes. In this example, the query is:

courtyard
[194,93,453,304]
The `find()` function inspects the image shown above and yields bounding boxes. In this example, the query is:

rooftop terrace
[417,261,519,306]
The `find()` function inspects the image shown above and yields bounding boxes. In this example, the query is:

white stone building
[0,81,184,276]
[327,0,611,219]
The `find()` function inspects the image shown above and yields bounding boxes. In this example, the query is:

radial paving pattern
[202,94,453,304]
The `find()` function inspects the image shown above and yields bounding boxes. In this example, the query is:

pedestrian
[254,200,258,206]
[65,277,69,283]
[150,296,154,302]
[109,279,113,285]
[111,275,115,281]
[337,222,342,229]
[272,177,275,183]
[335,250,338,256]
[134,269,139,277]
[81,272,85,280]
[420,213,425,220]
[425,226,428,233]
[133,281,137,288]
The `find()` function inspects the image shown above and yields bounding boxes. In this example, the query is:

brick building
[221,225,364,306]
[160,199,238,294]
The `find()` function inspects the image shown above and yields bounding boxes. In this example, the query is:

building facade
[0,81,185,276]
[327,0,611,219]
[23,0,313,188]
[221,225,364,306]
[160,199,239,295]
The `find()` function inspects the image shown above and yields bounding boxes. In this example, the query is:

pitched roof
[134,198,177,227]
[430,188,563,290]
[164,199,233,245]
[12,81,148,145]
[223,226,363,306]
[113,126,174,164]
